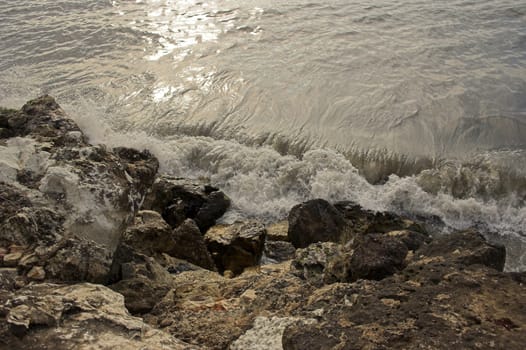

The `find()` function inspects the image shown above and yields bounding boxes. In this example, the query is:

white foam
[67,103,526,271]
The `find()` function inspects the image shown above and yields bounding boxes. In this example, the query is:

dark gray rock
[325,233,409,283]
[171,219,216,270]
[263,240,296,263]
[143,176,230,232]
[417,229,506,271]
[288,199,350,248]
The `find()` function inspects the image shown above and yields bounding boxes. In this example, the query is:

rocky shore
[0,96,525,349]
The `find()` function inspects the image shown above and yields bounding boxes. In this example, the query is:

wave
[68,101,526,271]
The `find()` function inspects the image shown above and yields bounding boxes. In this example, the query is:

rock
[26,266,45,281]
[334,200,426,234]
[418,229,506,271]
[327,233,409,283]
[109,245,177,314]
[121,212,215,270]
[121,210,176,257]
[290,242,341,286]
[0,268,18,291]
[263,241,296,263]
[113,147,159,203]
[288,199,351,248]
[266,220,289,241]
[43,238,113,284]
[171,219,216,270]
[0,96,157,257]
[110,255,175,314]
[143,175,230,232]
[386,229,430,251]
[2,252,23,267]
[148,261,309,349]
[231,316,312,350]
[0,283,195,349]
[205,221,266,275]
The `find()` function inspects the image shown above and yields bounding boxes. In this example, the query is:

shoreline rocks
[1,96,525,350]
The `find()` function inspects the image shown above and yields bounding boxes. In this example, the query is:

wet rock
[0,283,195,349]
[205,221,266,275]
[418,229,506,271]
[334,200,426,235]
[0,96,155,255]
[290,242,341,285]
[143,175,230,232]
[263,240,296,263]
[327,233,408,283]
[288,199,351,248]
[113,147,159,202]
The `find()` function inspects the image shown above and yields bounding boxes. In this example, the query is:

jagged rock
[143,176,230,232]
[121,212,215,270]
[334,200,426,235]
[290,242,341,286]
[417,229,506,271]
[110,253,176,314]
[0,96,158,257]
[43,238,113,284]
[205,221,266,275]
[325,233,409,283]
[0,283,196,349]
[263,240,296,263]
[113,147,159,202]
[171,219,216,270]
[121,210,176,257]
[288,199,351,248]
[148,261,309,349]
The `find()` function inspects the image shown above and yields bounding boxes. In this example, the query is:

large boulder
[0,283,195,349]
[205,221,266,275]
[288,199,351,248]
[143,176,230,232]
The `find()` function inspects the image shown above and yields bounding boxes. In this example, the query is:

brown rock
[2,252,23,267]
[26,266,45,281]
[205,221,266,275]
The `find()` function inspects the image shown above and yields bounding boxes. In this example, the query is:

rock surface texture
[0,97,524,350]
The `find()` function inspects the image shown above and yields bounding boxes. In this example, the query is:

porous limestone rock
[0,283,196,349]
